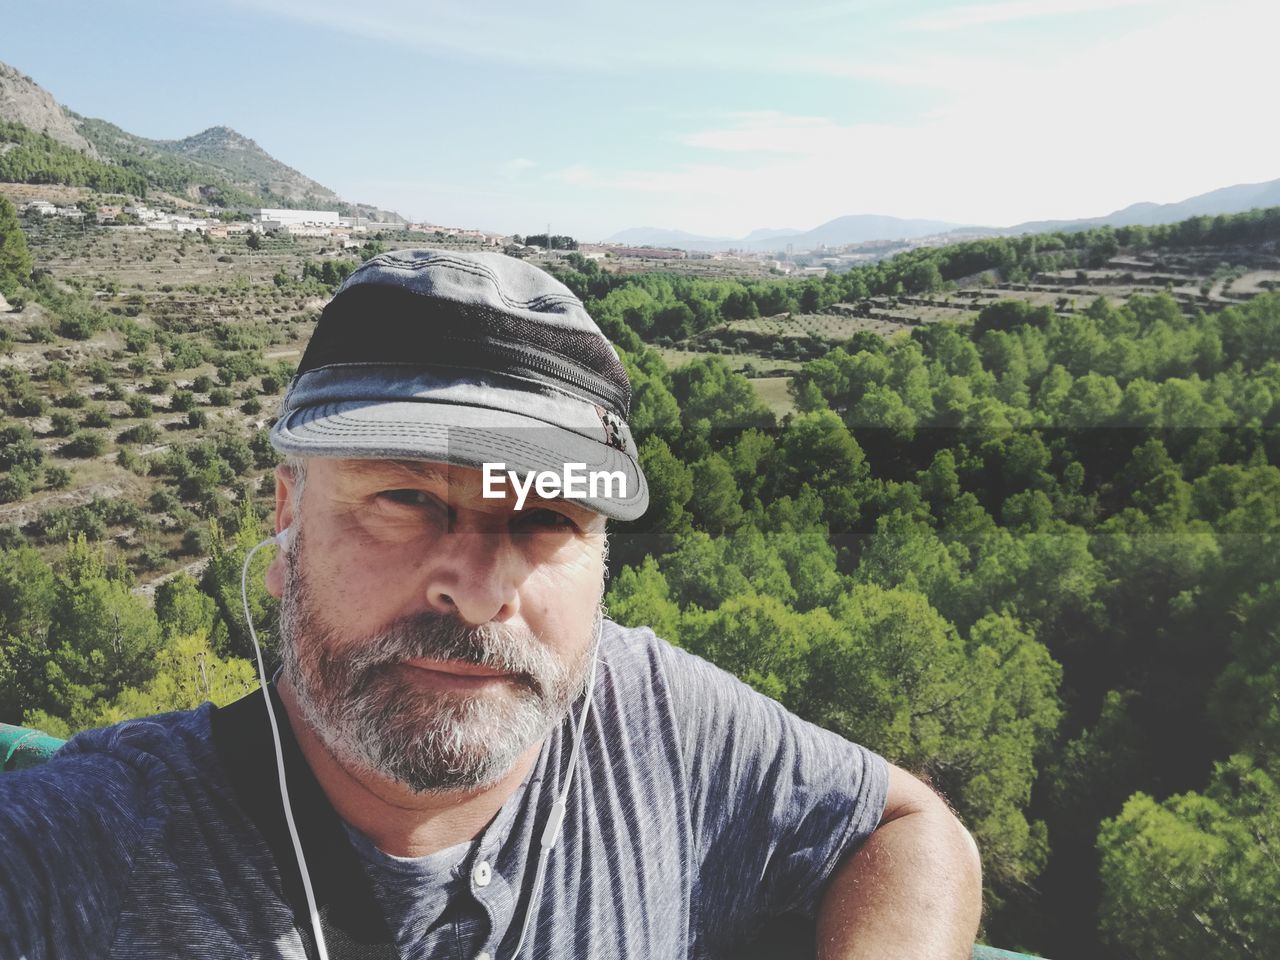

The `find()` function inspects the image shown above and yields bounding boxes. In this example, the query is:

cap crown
[296,250,631,417]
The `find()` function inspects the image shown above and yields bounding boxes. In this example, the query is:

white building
[255,208,341,229]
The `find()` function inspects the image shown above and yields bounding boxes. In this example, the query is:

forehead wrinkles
[332,458,451,488]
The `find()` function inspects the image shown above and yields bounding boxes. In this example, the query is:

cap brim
[271,399,649,522]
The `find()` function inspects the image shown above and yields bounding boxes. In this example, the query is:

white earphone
[240,528,598,960]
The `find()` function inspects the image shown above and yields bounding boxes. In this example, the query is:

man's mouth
[397,658,528,692]
[404,658,513,679]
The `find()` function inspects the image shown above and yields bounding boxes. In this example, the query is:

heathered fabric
[0,621,888,959]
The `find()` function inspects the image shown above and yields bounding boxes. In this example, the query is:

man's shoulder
[598,617,751,699]
[597,617,696,696]
[0,703,224,832]
[56,702,220,779]
[0,704,233,946]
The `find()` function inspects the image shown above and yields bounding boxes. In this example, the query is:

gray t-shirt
[0,621,888,959]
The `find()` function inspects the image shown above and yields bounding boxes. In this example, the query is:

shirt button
[473,860,493,887]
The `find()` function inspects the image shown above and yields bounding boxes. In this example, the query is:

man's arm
[815,764,983,960]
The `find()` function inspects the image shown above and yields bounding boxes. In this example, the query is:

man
[0,249,981,958]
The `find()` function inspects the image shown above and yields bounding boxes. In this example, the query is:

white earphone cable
[241,532,331,960]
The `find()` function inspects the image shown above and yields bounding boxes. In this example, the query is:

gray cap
[270,249,649,521]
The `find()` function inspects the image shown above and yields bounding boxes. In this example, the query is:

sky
[4,0,1278,240]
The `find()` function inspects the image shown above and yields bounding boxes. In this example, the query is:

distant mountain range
[606,215,967,252]
[0,60,402,220]
[607,178,1280,251]
[997,178,1280,235]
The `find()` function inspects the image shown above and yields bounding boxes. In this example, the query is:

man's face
[270,457,608,793]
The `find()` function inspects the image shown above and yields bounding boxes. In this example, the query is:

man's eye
[515,508,576,530]
[379,489,438,508]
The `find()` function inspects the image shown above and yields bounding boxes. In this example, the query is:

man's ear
[265,463,298,599]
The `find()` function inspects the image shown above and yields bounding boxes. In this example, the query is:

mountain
[0,62,97,157]
[1002,178,1280,235]
[784,214,966,248]
[74,116,347,209]
[611,178,1280,253]
[604,227,734,246]
[744,227,801,241]
[606,215,967,252]
[0,58,402,219]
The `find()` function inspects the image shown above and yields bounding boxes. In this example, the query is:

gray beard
[278,528,599,793]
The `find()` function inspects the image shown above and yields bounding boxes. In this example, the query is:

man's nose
[424,527,522,625]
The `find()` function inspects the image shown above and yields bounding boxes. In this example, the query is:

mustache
[335,611,557,694]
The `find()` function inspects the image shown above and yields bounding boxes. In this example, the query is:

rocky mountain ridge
[0,58,400,219]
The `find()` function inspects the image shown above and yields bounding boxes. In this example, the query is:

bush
[61,429,108,458]
[187,410,208,429]
[39,504,106,542]
[124,329,152,354]
[80,406,112,428]
[58,304,108,340]
[55,391,86,409]
[43,465,72,489]
[43,361,72,386]
[240,397,262,415]
[126,394,153,417]
[49,411,77,436]
[85,359,114,384]
[208,387,232,407]
[181,525,209,555]
[26,323,54,343]
[9,390,46,417]
[116,447,142,473]
[192,375,214,393]
[134,545,168,572]
[149,488,180,513]
[169,389,197,413]
[0,425,43,471]
[0,467,34,503]
[117,422,160,445]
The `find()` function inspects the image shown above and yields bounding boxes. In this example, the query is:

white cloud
[500,158,537,177]
[230,0,1280,237]
[902,0,1159,32]
[544,0,1280,236]
[225,0,1025,82]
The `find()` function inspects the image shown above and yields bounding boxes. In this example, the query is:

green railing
[0,724,1046,958]
[1,722,65,771]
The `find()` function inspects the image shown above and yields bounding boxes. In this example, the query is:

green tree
[201,505,279,662]
[604,556,681,640]
[0,546,57,722]
[682,592,817,703]
[88,633,257,727]
[688,453,743,535]
[1098,755,1280,959]
[0,195,32,298]
[38,536,163,728]
[154,573,221,641]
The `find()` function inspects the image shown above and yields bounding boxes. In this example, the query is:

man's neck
[276,675,542,859]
